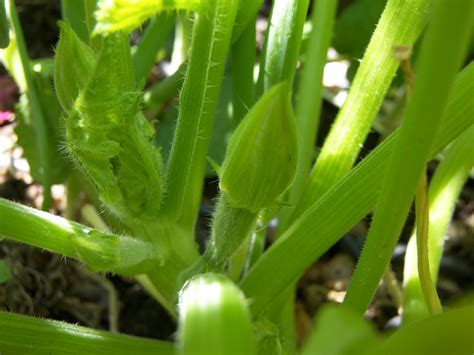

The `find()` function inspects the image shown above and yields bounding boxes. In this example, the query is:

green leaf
[177,273,256,355]
[94,0,209,35]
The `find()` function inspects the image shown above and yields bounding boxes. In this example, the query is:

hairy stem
[292,0,430,219]
[163,0,238,229]
[343,0,474,314]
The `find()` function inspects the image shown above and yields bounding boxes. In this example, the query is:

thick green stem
[278,0,338,236]
[403,125,474,324]
[132,13,174,83]
[257,0,310,95]
[84,0,101,51]
[343,0,474,314]
[270,4,338,347]
[240,63,474,316]
[206,195,259,268]
[163,1,238,229]
[0,311,174,355]
[61,0,89,42]
[232,0,263,43]
[143,63,186,110]
[292,0,430,219]
[177,274,256,355]
[181,194,258,280]
[0,198,158,275]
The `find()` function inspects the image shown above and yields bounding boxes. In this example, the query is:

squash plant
[1,0,473,354]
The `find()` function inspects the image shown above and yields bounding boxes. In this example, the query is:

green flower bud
[64,33,164,220]
[54,21,96,114]
[177,273,256,355]
[220,82,297,212]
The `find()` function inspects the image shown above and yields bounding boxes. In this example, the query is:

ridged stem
[292,0,430,219]
[163,0,238,229]
[231,18,255,124]
[343,0,474,313]
[278,0,338,240]
[0,311,174,355]
[0,198,158,275]
[132,13,174,82]
[240,63,474,316]
[415,172,442,314]
[257,0,310,95]
[403,125,474,324]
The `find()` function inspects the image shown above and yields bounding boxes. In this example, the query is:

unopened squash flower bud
[54,21,96,114]
[177,273,256,355]
[62,32,164,220]
[220,82,297,212]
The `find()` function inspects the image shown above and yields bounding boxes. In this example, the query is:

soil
[1,0,473,349]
